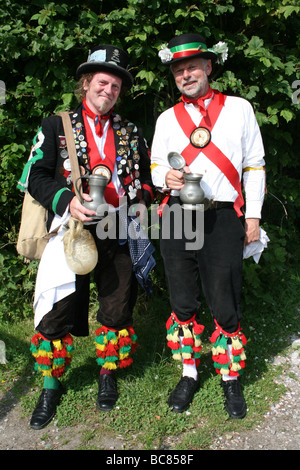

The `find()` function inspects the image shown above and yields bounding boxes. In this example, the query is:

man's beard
[97,99,112,114]
[180,73,209,99]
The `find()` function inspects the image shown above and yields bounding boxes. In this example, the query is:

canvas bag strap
[57,111,83,203]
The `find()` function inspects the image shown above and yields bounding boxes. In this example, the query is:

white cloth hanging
[33,208,75,329]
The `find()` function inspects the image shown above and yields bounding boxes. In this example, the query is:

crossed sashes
[173,91,244,217]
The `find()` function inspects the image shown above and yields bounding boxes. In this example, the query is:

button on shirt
[151,95,265,219]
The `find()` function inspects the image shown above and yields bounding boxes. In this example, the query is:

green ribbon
[170,42,207,53]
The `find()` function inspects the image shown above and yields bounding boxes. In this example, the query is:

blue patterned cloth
[119,213,156,295]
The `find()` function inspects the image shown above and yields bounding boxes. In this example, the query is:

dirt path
[210,337,300,450]
[0,396,127,451]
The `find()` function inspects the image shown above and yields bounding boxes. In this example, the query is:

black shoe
[222,379,247,419]
[97,374,118,411]
[168,376,199,413]
[30,383,64,430]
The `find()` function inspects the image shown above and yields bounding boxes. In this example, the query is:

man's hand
[69,193,97,222]
[165,165,191,190]
[244,218,260,246]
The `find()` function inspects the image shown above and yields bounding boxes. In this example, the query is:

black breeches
[37,231,137,340]
[160,199,245,333]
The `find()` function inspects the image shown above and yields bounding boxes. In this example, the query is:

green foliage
[0,0,299,320]
[0,250,37,320]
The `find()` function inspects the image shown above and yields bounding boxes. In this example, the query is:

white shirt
[87,115,125,197]
[151,95,265,219]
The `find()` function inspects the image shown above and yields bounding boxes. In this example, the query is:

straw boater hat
[158,33,228,66]
[76,45,134,89]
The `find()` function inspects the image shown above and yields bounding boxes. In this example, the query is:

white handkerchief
[243,228,270,263]
[33,208,76,328]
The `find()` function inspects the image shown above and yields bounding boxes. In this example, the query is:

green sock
[44,376,60,390]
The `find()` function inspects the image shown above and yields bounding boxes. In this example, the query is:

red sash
[82,113,120,207]
[173,91,244,216]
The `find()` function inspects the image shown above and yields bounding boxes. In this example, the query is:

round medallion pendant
[91,164,112,183]
[190,127,211,148]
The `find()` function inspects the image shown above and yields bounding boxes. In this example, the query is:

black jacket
[26,104,154,229]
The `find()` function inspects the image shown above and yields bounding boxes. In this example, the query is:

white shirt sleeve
[243,168,265,218]
[151,112,172,191]
[241,99,266,219]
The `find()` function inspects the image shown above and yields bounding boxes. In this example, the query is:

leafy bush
[0,0,299,320]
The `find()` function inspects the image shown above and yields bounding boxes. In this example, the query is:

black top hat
[76,45,134,89]
[159,33,217,65]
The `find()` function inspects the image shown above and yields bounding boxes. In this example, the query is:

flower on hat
[158,45,173,63]
[210,41,228,65]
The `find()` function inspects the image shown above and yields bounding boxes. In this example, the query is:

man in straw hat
[151,33,266,418]
[18,44,154,429]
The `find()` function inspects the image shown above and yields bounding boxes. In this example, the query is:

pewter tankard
[167,152,205,209]
[76,174,109,218]
[179,172,205,207]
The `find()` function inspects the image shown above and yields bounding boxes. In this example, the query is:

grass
[1,271,300,450]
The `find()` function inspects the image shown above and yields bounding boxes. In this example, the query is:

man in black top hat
[151,33,266,418]
[19,44,154,429]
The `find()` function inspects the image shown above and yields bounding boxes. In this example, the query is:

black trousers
[37,226,137,340]
[160,198,245,334]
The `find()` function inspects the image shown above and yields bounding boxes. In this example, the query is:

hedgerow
[0,0,299,321]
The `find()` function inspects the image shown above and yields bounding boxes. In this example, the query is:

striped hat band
[170,42,208,59]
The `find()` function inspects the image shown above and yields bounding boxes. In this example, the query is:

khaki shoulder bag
[16,111,83,260]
